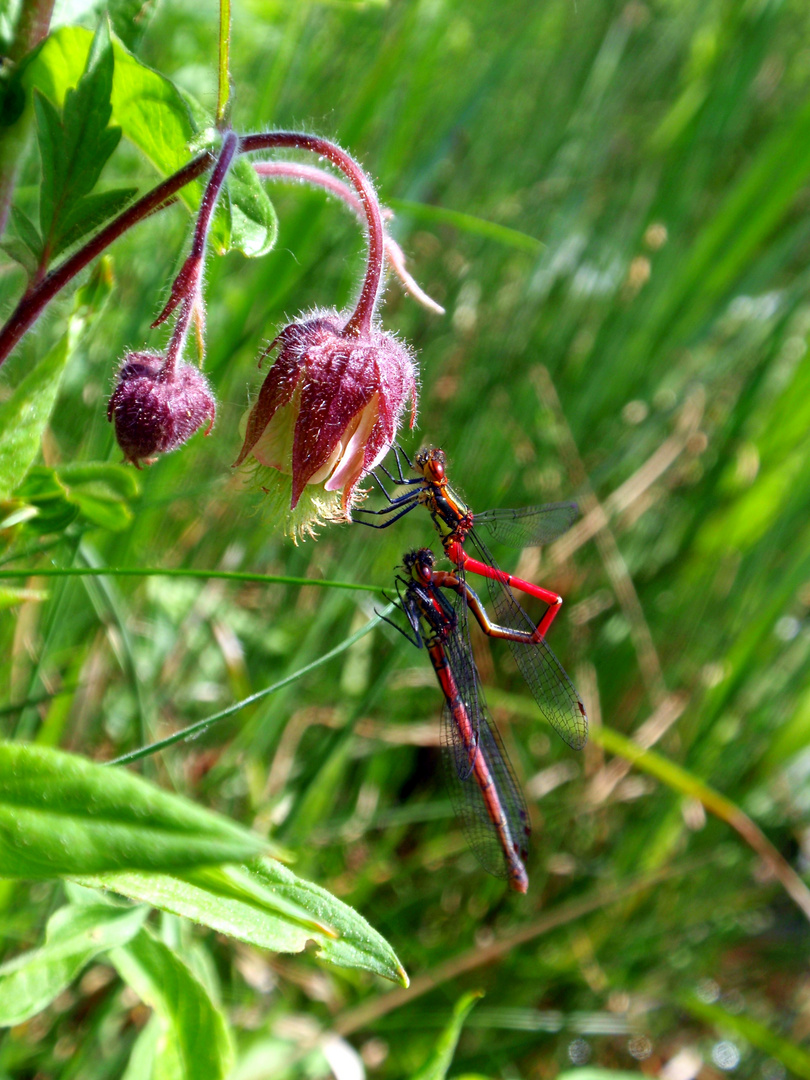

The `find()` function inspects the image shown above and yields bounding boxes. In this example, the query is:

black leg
[376,462,423,489]
[376,582,423,647]
[353,497,420,528]
[395,444,415,472]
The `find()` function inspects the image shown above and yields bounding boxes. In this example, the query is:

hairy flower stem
[0,151,215,370]
[253,161,445,316]
[158,131,238,376]
[241,132,384,337]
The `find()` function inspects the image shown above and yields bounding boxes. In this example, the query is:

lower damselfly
[385,547,563,891]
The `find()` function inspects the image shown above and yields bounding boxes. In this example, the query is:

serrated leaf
[109,929,234,1080]
[23,27,203,211]
[52,187,137,258]
[410,992,483,1080]
[10,206,42,259]
[0,237,39,275]
[79,856,409,986]
[0,743,267,880]
[0,337,69,500]
[60,25,118,194]
[32,27,125,262]
[0,903,147,1027]
[33,89,63,239]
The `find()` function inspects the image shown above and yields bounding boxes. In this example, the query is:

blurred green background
[4,0,810,1075]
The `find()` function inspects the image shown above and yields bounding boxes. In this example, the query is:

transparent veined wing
[468,532,588,751]
[474,501,579,548]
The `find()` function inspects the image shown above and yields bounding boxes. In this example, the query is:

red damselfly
[357,447,588,750]
[385,548,535,891]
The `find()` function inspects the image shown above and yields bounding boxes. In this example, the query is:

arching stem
[157,131,238,378]
[241,132,384,337]
[0,151,215,369]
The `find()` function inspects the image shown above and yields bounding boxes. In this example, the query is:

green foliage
[0,903,147,1026]
[14,462,139,533]
[411,992,482,1080]
[0,335,71,499]
[0,257,112,500]
[109,929,234,1080]
[79,859,408,984]
[24,25,276,251]
[4,0,810,1077]
[0,742,267,877]
[32,25,134,263]
[212,155,277,259]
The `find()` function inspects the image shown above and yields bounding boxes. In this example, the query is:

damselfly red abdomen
[385,548,532,891]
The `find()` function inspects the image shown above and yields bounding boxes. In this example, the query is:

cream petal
[308,438,346,485]
[324,394,382,492]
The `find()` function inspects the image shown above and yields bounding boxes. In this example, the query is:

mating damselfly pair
[354,446,587,892]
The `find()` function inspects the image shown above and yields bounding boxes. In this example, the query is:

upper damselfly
[356,447,588,750]
[386,547,533,891]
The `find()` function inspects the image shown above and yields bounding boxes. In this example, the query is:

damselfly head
[415,446,446,482]
[403,547,435,583]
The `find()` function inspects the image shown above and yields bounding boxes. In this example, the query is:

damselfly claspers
[356,447,588,751]
[386,548,533,891]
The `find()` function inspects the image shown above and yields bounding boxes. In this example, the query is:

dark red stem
[0,151,215,369]
[10,0,55,60]
[240,132,384,337]
[161,132,238,377]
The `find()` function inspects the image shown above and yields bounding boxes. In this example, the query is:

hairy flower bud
[107,351,216,466]
[234,309,417,519]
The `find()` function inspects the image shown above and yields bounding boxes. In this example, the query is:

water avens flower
[236,133,421,531]
[233,308,416,514]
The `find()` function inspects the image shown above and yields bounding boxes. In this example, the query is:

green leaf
[34,25,125,259]
[109,929,234,1080]
[60,24,119,197]
[0,237,39,276]
[410,992,483,1080]
[121,1016,165,1080]
[212,157,278,258]
[52,187,137,258]
[0,336,70,500]
[0,742,267,880]
[14,461,138,534]
[0,586,49,611]
[56,461,139,499]
[23,28,277,254]
[23,27,203,210]
[32,89,63,240]
[10,205,43,260]
[0,257,114,505]
[108,37,202,206]
[0,902,147,1027]
[79,856,409,986]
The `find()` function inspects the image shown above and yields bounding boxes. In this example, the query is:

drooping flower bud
[234,308,417,520]
[107,351,216,467]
